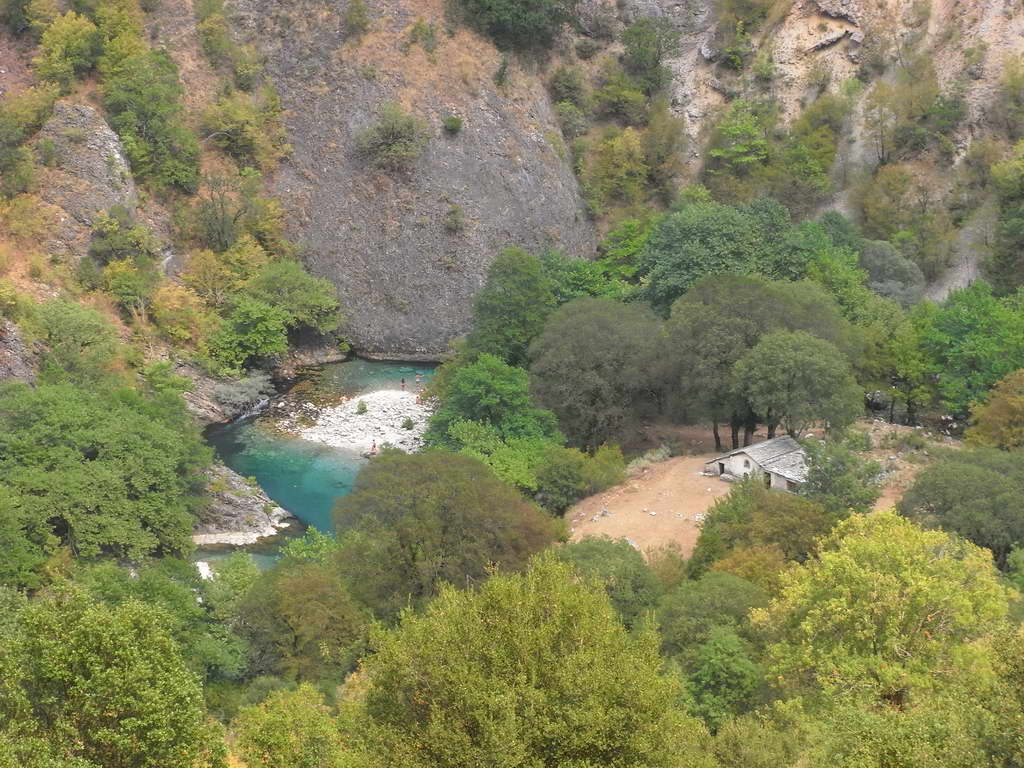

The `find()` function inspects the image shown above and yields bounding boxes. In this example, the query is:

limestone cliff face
[0,320,38,384]
[32,103,136,264]
[230,0,596,359]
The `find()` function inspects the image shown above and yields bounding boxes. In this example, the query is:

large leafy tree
[755,511,1010,706]
[0,588,218,768]
[898,448,1024,569]
[425,353,560,447]
[732,330,862,438]
[0,382,210,577]
[333,452,556,620]
[918,282,1024,414]
[466,247,556,368]
[344,554,714,768]
[529,297,663,448]
[232,684,348,768]
[664,275,855,450]
[555,537,662,629]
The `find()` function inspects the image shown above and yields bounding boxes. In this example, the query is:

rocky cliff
[32,103,136,264]
[0,320,38,383]
[230,0,597,359]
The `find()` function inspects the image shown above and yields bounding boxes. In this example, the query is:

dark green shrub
[457,0,575,51]
[593,60,648,126]
[493,55,509,87]
[621,18,680,95]
[406,17,437,52]
[355,103,430,171]
[575,37,600,59]
[442,115,463,134]
[556,101,589,139]
[444,204,465,233]
[356,399,368,414]
[343,0,369,37]
[549,65,586,107]
[401,417,415,430]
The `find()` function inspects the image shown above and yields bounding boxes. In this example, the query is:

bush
[208,296,291,371]
[88,204,158,265]
[443,203,465,233]
[213,372,275,414]
[621,17,680,95]
[201,86,290,171]
[556,101,589,139]
[401,417,415,430]
[548,65,586,107]
[592,60,648,126]
[356,399,367,414]
[406,17,437,52]
[33,10,99,90]
[575,37,600,59]
[197,12,233,66]
[343,0,369,37]
[102,49,200,192]
[231,44,263,90]
[584,127,649,214]
[354,103,430,171]
[442,115,463,134]
[457,0,576,51]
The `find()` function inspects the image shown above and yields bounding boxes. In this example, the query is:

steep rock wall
[231,0,597,359]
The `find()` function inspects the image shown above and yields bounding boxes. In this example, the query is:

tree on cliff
[457,0,577,50]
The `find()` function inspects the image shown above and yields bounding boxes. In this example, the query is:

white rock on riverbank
[299,389,432,453]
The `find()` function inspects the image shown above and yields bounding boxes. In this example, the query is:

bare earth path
[565,455,731,558]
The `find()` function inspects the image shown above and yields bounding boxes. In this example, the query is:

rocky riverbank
[298,389,433,454]
[193,464,297,546]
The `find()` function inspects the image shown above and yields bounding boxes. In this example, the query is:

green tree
[664,275,855,450]
[333,452,556,620]
[208,295,291,371]
[0,381,210,566]
[966,368,1024,449]
[918,282,1024,414]
[232,684,348,768]
[555,537,661,628]
[529,297,663,448]
[426,353,560,446]
[898,448,1024,570]
[33,11,99,89]
[76,558,247,682]
[688,627,762,731]
[0,486,55,590]
[101,48,200,191]
[33,298,121,383]
[621,17,681,95]
[242,259,341,333]
[658,571,768,666]
[344,554,713,767]
[798,438,881,514]
[456,0,576,50]
[466,247,556,367]
[755,511,1010,705]
[732,330,861,438]
[0,587,217,768]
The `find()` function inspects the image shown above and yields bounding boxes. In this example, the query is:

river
[198,359,436,566]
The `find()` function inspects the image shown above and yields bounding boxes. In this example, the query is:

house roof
[706,435,809,483]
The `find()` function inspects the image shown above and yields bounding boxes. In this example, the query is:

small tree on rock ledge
[355,103,430,172]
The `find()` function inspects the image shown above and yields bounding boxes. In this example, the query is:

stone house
[704,435,808,492]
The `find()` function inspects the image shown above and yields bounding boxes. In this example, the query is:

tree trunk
[742,423,754,447]
[730,418,740,450]
[889,395,896,424]
[767,422,777,439]
[712,421,722,453]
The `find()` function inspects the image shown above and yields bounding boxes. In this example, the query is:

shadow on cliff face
[229,0,597,359]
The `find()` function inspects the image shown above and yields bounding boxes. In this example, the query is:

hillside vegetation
[2,0,1024,765]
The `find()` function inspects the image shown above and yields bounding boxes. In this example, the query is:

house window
[743,459,750,469]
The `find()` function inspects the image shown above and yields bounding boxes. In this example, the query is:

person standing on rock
[401,377,406,390]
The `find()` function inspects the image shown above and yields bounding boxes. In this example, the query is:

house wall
[769,472,791,491]
[708,452,760,478]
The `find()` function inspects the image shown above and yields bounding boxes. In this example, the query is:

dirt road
[565,455,731,558]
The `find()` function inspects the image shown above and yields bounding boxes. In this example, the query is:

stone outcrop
[32,103,136,263]
[0,319,38,383]
[193,463,296,546]
[230,0,596,360]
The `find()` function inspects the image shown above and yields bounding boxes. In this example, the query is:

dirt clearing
[565,455,731,559]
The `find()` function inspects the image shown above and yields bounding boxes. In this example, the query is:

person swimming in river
[401,378,406,390]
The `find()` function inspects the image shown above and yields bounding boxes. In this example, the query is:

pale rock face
[229,0,596,360]
[32,103,136,264]
[0,320,38,383]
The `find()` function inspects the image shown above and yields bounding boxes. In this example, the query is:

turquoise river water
[200,359,435,565]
